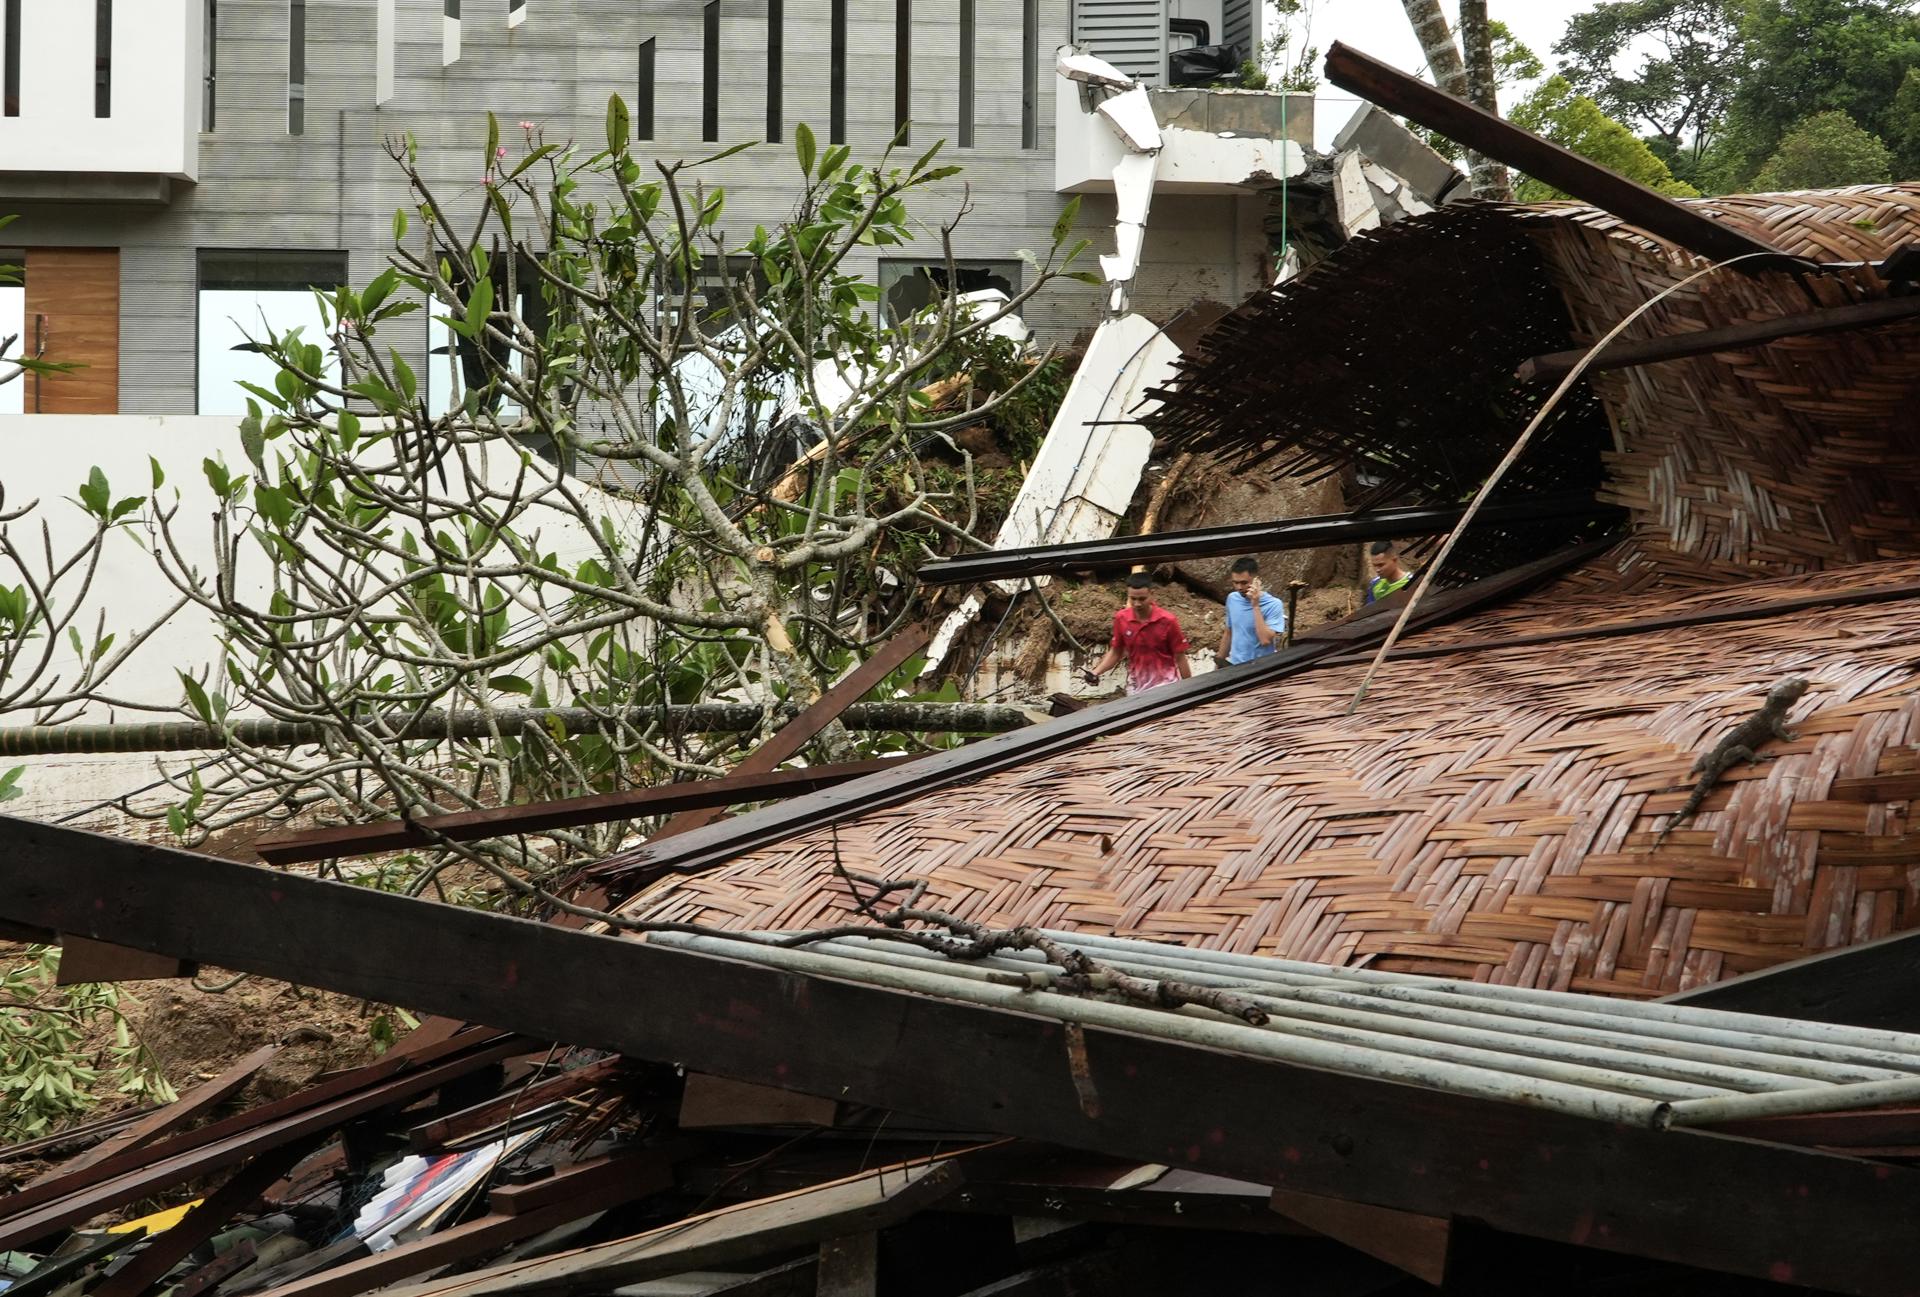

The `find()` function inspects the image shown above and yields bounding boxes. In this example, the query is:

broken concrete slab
[1332,103,1463,206]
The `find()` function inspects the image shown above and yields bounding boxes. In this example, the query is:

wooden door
[23,248,120,414]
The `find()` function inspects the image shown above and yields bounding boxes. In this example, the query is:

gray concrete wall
[1,0,1271,414]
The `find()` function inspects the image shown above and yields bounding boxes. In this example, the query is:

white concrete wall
[0,0,202,179]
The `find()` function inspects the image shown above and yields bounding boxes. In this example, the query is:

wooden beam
[655,622,931,839]
[1517,295,1920,383]
[55,934,196,984]
[1321,43,1799,271]
[254,757,919,865]
[915,495,1617,586]
[26,1043,280,1186]
[91,1138,322,1297]
[679,1073,842,1129]
[270,1152,676,1297]
[1270,1189,1451,1285]
[1663,926,1920,1031]
[8,827,1920,1296]
[406,1056,627,1151]
[383,1159,959,1297]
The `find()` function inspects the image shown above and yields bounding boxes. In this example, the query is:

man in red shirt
[1083,573,1192,694]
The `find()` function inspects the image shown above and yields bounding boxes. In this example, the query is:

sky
[1287,0,1597,148]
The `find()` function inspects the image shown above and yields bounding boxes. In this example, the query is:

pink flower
[517,120,535,131]
[481,176,493,186]
[496,145,507,159]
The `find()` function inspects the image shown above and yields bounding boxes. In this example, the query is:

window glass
[197,250,347,416]
[878,259,1020,325]
[0,256,24,415]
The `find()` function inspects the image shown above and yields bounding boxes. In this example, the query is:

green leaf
[693,140,756,166]
[393,207,409,243]
[911,138,944,174]
[109,497,142,522]
[202,458,232,499]
[489,674,535,696]
[389,349,417,401]
[486,111,500,169]
[149,456,165,491]
[606,93,631,155]
[178,672,213,725]
[239,414,266,473]
[77,467,109,519]
[254,483,294,529]
[360,268,400,316]
[1051,194,1082,248]
[795,121,817,177]
[820,144,850,177]
[464,276,494,338]
[0,765,25,803]
[507,143,559,179]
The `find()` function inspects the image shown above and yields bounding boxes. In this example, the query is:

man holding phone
[1217,556,1287,666]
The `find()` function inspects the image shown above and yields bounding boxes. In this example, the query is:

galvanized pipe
[1665,1075,1920,1127]
[1036,929,1920,1062]
[805,936,1899,1092]
[652,931,1675,1128]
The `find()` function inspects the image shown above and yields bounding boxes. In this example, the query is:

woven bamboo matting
[621,557,1920,996]
[1148,184,1920,586]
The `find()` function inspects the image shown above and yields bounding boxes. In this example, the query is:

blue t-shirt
[1224,591,1288,664]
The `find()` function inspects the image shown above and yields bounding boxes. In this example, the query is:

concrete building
[0,0,1304,422]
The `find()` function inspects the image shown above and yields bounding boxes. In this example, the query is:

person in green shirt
[1365,541,1415,603]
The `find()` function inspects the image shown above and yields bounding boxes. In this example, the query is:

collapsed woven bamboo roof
[618,187,1920,994]
[1148,184,1920,584]
[623,553,1920,995]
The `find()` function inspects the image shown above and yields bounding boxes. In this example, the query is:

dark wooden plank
[815,1232,879,1297]
[485,1149,673,1216]
[54,934,195,984]
[255,758,915,865]
[26,1043,280,1186]
[1663,927,1920,1031]
[655,622,931,838]
[91,1138,321,1297]
[0,1036,529,1247]
[604,539,1619,884]
[271,1154,677,1297]
[1829,773,1920,803]
[1517,295,1920,383]
[679,1073,842,1129]
[407,1056,627,1151]
[387,1160,959,1297]
[915,496,1616,585]
[1321,43,1799,271]
[1270,1189,1451,1285]
[7,826,1920,1296]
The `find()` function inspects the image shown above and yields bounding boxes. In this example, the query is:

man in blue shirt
[1217,557,1288,666]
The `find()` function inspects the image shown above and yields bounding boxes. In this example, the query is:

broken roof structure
[13,41,1920,1297]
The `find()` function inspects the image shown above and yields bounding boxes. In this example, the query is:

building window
[879,259,1019,326]
[829,0,845,145]
[1021,0,1038,149]
[701,1,719,143]
[427,255,548,418]
[658,255,767,337]
[443,0,460,65]
[508,0,526,28]
[203,0,217,130]
[636,38,655,141]
[0,251,25,416]
[196,250,347,417]
[287,0,305,135]
[958,0,974,148]
[765,0,782,144]
[4,0,19,118]
[893,0,910,146]
[94,0,111,118]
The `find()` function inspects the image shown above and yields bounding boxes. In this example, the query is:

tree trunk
[1457,0,1514,199]
[1397,0,1508,200]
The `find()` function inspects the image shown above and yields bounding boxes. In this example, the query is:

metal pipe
[653,932,1674,1128]
[1037,929,1920,1062]
[806,936,1889,1089]
[1664,1075,1920,1128]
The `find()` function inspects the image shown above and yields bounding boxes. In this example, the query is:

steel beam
[1322,43,1802,272]
[915,494,1619,585]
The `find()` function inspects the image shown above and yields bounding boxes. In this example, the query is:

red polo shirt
[1111,603,1190,693]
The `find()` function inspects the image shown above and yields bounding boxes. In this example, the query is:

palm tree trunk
[1457,0,1514,199]
[1397,0,1509,200]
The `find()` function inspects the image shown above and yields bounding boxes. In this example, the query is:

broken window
[427,254,553,418]
[657,255,768,338]
[196,249,347,416]
[879,259,1020,326]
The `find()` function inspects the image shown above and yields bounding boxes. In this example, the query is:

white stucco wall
[0,0,202,179]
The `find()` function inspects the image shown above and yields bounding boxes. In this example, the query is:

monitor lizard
[1652,677,1810,847]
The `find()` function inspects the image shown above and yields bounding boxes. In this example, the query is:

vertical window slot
[636,38,655,141]
[287,0,305,135]
[830,0,846,145]
[443,0,460,65]
[508,0,526,28]
[204,0,218,129]
[701,1,718,143]
[1021,0,1037,149]
[4,0,20,118]
[765,0,782,143]
[958,0,974,148]
[893,0,910,145]
[94,0,112,118]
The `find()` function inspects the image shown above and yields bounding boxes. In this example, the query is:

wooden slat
[1270,1188,1451,1285]
[55,934,195,984]
[25,247,119,414]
